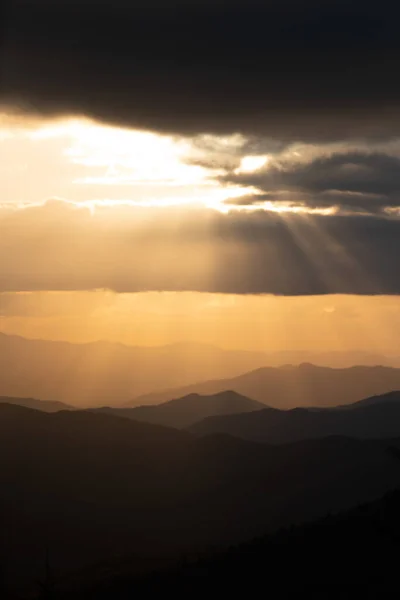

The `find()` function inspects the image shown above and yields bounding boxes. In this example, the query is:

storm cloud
[2,2,400,298]
[1,200,399,296]
[222,152,400,213]
[2,0,400,141]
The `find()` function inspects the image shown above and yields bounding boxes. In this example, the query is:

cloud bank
[222,151,400,213]
[2,0,400,141]
[2,2,400,298]
[1,200,399,295]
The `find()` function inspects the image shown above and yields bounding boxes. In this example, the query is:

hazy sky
[1,0,400,353]
[1,291,400,355]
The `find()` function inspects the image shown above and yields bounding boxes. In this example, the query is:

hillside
[189,393,400,442]
[2,332,399,408]
[0,396,73,413]
[96,391,265,428]
[0,402,189,446]
[73,489,400,597]
[131,363,400,408]
[343,390,400,409]
[2,404,400,591]
[0,332,268,406]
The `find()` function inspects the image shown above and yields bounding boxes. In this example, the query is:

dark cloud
[188,136,288,172]
[2,1,400,140]
[223,152,400,213]
[0,200,399,295]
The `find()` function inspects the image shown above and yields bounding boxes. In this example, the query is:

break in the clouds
[2,1,400,299]
[2,0,400,141]
[1,199,399,296]
[221,151,400,213]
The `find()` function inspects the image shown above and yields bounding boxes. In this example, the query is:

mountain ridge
[0,332,268,406]
[2,403,400,588]
[0,395,74,412]
[1,332,400,407]
[189,391,400,443]
[131,363,400,408]
[96,390,265,428]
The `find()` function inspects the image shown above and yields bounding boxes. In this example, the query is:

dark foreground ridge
[2,403,400,596]
[62,489,400,598]
[189,391,400,442]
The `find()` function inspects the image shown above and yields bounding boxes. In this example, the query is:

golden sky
[1,291,400,355]
[0,112,255,207]
[1,111,399,355]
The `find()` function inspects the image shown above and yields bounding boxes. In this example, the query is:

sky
[0,0,399,354]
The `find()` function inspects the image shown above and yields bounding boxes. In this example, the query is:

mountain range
[2,403,400,592]
[5,387,400,446]
[0,396,73,413]
[75,489,400,598]
[132,363,400,408]
[1,332,400,408]
[189,391,400,442]
[5,388,400,444]
[0,333,268,406]
[95,390,265,428]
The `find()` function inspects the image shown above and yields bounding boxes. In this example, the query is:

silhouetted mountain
[343,390,400,409]
[132,363,400,408]
[96,391,265,428]
[0,396,73,413]
[0,402,189,446]
[74,489,400,597]
[2,404,400,594]
[189,393,400,442]
[2,332,399,409]
[263,349,400,368]
[0,333,269,406]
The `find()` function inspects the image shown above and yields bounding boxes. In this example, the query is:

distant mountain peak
[189,391,400,444]
[298,362,318,369]
[0,396,74,413]
[98,389,265,429]
[135,363,400,410]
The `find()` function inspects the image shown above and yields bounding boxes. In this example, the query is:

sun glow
[31,118,208,186]
[236,155,269,173]
[1,112,332,214]
[14,116,256,208]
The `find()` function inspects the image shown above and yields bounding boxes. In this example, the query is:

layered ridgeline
[5,390,400,442]
[132,363,400,408]
[69,489,400,598]
[5,389,400,442]
[0,333,268,407]
[1,332,400,408]
[0,396,73,413]
[95,391,265,428]
[189,391,400,442]
[2,403,400,591]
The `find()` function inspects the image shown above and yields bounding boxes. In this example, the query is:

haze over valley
[1,332,400,408]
